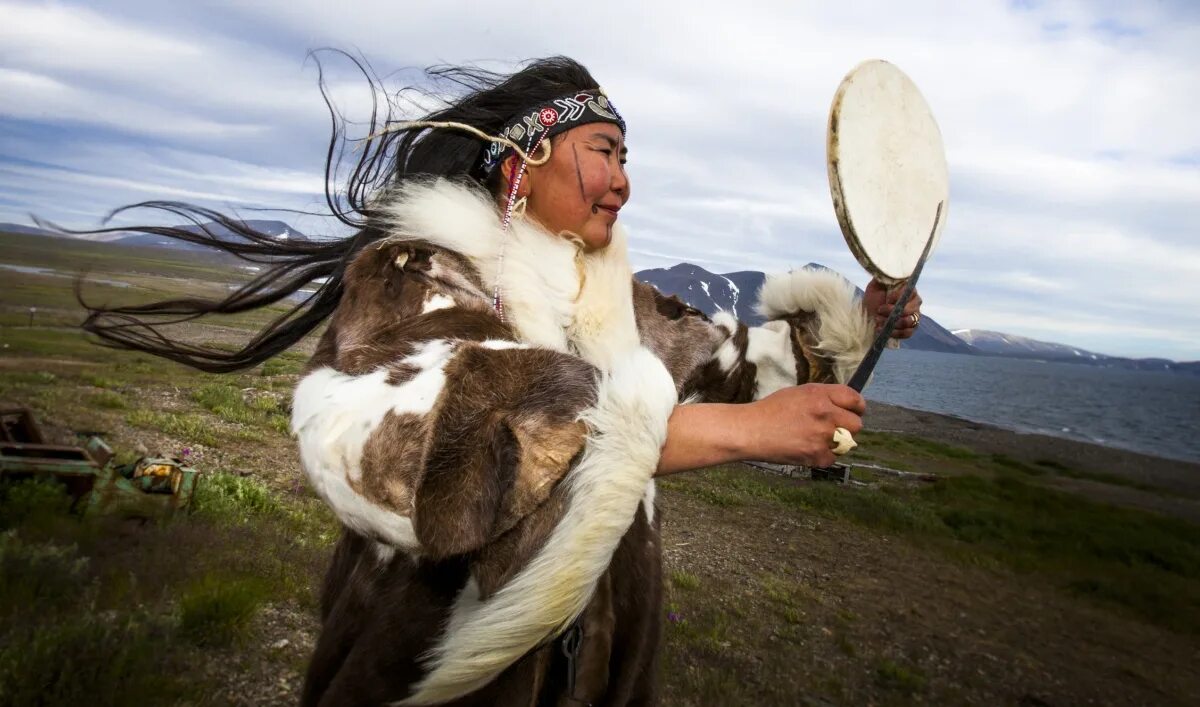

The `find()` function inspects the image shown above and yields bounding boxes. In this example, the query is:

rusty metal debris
[0,407,198,518]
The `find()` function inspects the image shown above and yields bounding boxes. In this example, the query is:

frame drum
[828,60,949,285]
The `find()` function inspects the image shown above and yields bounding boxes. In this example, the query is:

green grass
[0,610,186,707]
[193,470,290,523]
[87,390,128,409]
[989,453,1046,475]
[670,570,702,591]
[0,528,188,706]
[0,479,75,530]
[78,372,121,388]
[1056,466,1157,492]
[0,529,86,616]
[178,574,271,647]
[0,467,335,703]
[856,430,978,461]
[126,410,223,447]
[666,464,1200,635]
[875,658,926,694]
[192,382,291,435]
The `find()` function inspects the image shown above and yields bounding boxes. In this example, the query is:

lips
[595,204,621,216]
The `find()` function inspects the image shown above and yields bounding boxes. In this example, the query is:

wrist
[657,402,750,475]
[709,402,752,463]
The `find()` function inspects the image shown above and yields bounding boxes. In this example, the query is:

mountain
[2,219,306,248]
[634,262,975,354]
[113,220,308,251]
[0,223,54,237]
[634,263,762,322]
[953,329,1193,373]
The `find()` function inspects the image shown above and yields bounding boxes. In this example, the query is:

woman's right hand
[738,384,866,468]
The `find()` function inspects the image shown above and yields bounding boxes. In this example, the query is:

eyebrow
[592,132,629,155]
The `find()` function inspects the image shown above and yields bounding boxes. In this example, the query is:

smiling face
[502,122,629,251]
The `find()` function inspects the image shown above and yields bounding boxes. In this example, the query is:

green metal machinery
[0,407,198,518]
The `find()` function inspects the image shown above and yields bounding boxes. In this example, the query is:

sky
[1,0,1198,361]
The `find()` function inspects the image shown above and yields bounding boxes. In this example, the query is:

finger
[811,449,836,468]
[832,407,864,435]
[827,385,866,415]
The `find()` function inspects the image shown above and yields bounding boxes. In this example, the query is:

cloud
[0,0,1197,360]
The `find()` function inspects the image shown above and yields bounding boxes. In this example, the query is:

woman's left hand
[863,278,922,340]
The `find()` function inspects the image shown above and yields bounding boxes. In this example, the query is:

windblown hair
[65,54,601,372]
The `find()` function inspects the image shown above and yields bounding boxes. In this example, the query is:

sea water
[868,348,1200,464]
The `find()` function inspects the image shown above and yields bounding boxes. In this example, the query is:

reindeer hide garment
[290,178,875,706]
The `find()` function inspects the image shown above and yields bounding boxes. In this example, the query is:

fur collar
[378,179,641,371]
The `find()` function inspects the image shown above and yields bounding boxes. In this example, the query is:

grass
[126,409,224,447]
[0,528,188,706]
[87,390,128,409]
[856,430,979,461]
[0,467,336,702]
[875,658,927,694]
[0,609,186,707]
[670,570,702,591]
[179,574,272,647]
[666,463,1200,635]
[192,382,290,434]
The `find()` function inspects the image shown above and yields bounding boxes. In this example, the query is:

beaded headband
[479,89,625,176]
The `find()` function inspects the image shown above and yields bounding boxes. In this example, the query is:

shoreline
[865,401,1200,499]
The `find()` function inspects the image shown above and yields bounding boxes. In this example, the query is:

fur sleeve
[291,240,677,704]
[633,269,874,403]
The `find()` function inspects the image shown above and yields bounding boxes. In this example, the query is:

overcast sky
[2,0,1197,360]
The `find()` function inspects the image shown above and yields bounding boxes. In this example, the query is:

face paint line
[571,143,587,203]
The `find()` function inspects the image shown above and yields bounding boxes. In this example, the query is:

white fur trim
[745,321,797,400]
[478,339,528,350]
[399,347,677,705]
[291,341,456,550]
[378,179,640,373]
[754,269,874,384]
[643,479,657,525]
[711,311,742,374]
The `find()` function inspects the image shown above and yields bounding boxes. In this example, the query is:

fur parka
[291,179,874,706]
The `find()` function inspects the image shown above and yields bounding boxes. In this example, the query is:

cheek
[579,162,611,201]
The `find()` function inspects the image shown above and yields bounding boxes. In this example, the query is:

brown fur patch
[471,488,569,600]
[352,410,427,514]
[780,313,835,383]
[413,346,597,560]
[632,280,721,390]
[680,321,759,403]
[330,240,507,375]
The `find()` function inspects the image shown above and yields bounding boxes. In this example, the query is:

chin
[580,232,611,252]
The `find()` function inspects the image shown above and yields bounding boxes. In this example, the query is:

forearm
[656,403,747,476]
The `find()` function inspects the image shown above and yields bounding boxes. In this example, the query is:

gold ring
[910,312,920,327]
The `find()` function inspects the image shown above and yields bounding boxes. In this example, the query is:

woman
[79,56,921,705]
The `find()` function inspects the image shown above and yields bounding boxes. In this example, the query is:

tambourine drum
[827,60,949,285]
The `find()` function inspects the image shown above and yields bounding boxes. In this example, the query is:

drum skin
[828,60,949,285]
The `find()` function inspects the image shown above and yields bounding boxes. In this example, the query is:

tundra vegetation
[1,230,1197,706]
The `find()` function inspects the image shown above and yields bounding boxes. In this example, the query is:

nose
[612,161,630,203]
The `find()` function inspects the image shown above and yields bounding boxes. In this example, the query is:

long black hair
[62,54,601,372]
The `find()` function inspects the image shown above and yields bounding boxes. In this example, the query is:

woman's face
[511,122,630,251]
